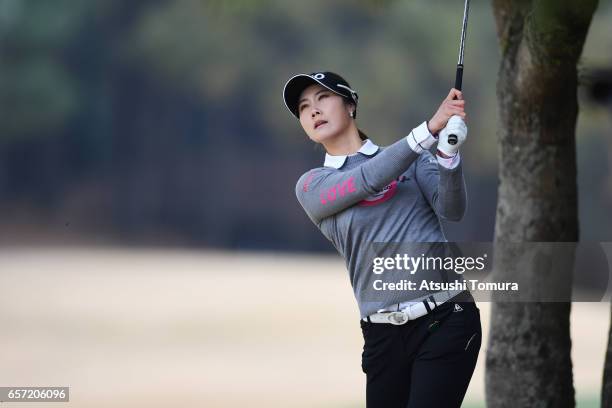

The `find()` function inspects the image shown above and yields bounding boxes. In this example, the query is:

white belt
[362,290,464,325]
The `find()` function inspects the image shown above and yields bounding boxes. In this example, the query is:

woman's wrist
[426,120,441,137]
[436,149,456,159]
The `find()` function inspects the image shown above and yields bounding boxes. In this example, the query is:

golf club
[448,0,470,145]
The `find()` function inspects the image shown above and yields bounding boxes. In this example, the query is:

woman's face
[298,84,354,143]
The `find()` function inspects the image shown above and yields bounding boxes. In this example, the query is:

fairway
[0,248,607,407]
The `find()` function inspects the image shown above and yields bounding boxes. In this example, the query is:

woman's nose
[311,108,320,118]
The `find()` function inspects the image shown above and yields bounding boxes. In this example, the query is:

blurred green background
[0,0,610,249]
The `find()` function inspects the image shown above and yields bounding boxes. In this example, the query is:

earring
[349,111,354,118]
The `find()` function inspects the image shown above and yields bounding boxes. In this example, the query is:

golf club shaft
[448,0,470,145]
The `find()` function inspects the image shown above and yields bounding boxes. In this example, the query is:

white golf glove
[437,115,467,157]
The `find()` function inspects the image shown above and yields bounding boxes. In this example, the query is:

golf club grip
[454,64,464,91]
[448,64,464,145]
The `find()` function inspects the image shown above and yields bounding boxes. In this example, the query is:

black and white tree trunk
[486,1,598,407]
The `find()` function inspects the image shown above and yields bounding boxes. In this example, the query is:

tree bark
[487,1,598,407]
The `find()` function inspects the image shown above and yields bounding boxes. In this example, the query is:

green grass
[461,396,600,408]
[576,397,601,408]
[343,397,600,408]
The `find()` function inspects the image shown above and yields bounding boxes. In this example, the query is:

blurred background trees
[0,0,610,251]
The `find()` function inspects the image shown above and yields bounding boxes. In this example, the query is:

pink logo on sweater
[302,170,318,192]
[357,175,406,207]
[319,177,357,204]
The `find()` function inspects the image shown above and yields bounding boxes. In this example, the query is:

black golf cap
[283,71,359,119]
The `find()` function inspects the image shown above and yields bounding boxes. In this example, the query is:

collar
[323,139,380,169]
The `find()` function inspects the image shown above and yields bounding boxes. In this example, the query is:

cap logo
[312,73,325,79]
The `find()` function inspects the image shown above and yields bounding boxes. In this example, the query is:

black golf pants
[360,292,481,408]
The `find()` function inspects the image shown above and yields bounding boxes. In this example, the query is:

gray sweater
[295,122,467,318]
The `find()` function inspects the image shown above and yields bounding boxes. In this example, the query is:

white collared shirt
[323,139,380,169]
[323,138,460,169]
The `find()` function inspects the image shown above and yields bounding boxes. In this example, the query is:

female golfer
[283,71,481,408]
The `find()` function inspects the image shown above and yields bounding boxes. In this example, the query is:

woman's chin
[312,129,339,143]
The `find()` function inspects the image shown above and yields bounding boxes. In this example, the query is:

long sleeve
[295,122,435,225]
[414,150,467,222]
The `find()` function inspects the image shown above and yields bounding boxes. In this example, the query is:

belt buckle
[386,311,408,325]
